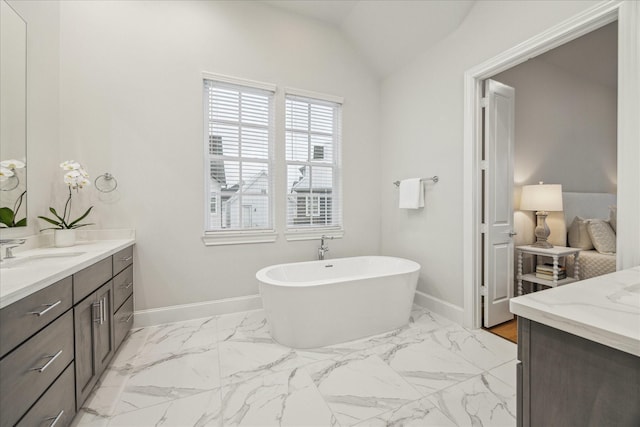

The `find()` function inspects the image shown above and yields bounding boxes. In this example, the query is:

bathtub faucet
[318,235,334,260]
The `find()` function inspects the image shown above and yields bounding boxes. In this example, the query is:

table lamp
[520,182,563,248]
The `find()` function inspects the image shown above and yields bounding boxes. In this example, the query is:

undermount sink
[0,251,87,269]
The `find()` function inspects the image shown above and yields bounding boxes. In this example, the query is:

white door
[483,79,515,328]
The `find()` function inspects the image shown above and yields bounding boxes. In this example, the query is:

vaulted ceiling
[262,1,616,87]
[263,0,475,78]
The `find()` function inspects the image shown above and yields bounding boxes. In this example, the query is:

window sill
[202,230,278,246]
[285,229,344,242]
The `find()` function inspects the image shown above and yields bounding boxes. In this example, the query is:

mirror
[0,0,27,227]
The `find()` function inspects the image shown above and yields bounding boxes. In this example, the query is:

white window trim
[203,72,276,92]
[284,87,344,104]
[202,72,276,245]
[202,230,278,246]
[284,228,344,242]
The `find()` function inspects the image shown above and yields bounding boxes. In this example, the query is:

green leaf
[0,207,15,227]
[38,215,63,227]
[49,207,65,223]
[15,218,27,227]
[67,206,93,228]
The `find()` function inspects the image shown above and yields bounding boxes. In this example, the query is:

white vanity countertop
[510,266,640,357]
[0,235,135,309]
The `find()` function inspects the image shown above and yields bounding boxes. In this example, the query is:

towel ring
[95,173,118,193]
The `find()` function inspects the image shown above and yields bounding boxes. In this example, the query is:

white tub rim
[256,255,420,288]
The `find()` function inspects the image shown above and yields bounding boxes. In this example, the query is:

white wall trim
[463,0,638,329]
[413,290,464,326]
[133,294,262,328]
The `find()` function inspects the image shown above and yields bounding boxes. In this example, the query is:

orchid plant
[0,159,27,228]
[38,161,94,230]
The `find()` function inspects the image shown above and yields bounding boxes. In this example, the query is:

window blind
[204,79,274,232]
[285,95,342,230]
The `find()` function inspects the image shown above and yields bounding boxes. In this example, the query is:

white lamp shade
[520,184,563,211]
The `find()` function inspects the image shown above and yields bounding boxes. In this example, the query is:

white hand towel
[399,178,424,209]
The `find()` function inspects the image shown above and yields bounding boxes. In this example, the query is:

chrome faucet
[318,235,334,260]
[0,239,26,261]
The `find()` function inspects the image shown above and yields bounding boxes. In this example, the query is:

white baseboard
[133,294,262,328]
[413,290,465,326]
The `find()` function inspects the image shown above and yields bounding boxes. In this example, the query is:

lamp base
[533,211,554,248]
[531,240,553,249]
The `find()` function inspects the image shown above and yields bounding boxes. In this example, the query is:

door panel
[484,79,516,328]
[74,292,97,407]
[94,281,114,374]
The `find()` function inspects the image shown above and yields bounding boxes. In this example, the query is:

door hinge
[480,285,487,296]
[480,160,488,170]
[480,224,487,234]
[480,97,488,108]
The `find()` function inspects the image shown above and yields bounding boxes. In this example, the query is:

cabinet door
[74,292,100,408]
[94,281,115,375]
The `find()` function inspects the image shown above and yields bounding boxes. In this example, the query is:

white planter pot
[54,229,76,248]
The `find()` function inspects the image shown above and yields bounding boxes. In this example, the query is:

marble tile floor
[73,306,517,427]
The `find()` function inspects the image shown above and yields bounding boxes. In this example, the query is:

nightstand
[516,245,581,295]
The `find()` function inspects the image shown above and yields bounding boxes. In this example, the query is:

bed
[561,192,617,280]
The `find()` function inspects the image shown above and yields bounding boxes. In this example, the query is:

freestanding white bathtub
[256,256,420,348]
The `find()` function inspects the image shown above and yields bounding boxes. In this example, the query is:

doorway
[462,1,640,330]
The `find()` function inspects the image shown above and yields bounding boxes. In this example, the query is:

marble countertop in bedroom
[510,266,640,357]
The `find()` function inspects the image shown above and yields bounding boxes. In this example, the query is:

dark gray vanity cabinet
[517,318,640,427]
[0,279,75,427]
[0,243,134,426]
[74,244,134,410]
[74,281,115,408]
[112,246,134,349]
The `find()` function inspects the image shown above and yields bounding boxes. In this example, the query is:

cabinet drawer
[0,311,74,427]
[74,257,112,304]
[16,362,76,427]
[113,264,133,312]
[113,246,133,276]
[0,276,72,358]
[114,294,134,350]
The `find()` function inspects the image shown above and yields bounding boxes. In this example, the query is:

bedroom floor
[486,318,518,344]
[73,306,517,427]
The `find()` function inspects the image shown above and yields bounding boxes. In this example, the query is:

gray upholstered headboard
[562,192,616,225]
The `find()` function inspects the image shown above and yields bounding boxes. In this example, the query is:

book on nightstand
[536,264,566,280]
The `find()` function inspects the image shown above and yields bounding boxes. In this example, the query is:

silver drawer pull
[46,410,64,427]
[120,255,133,262]
[28,300,62,316]
[31,350,63,372]
[92,301,101,323]
[121,281,133,290]
[122,313,134,323]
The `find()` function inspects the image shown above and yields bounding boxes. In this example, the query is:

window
[204,77,274,235]
[285,93,342,231]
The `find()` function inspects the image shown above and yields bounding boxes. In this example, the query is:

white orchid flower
[0,159,25,169]
[0,166,15,180]
[60,160,81,171]
[78,177,91,188]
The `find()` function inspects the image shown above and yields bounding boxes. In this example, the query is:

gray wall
[494,46,617,195]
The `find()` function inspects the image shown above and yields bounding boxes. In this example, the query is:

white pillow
[587,220,616,254]
[609,206,617,233]
[568,216,594,250]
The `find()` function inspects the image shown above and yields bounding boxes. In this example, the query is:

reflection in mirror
[0,0,27,227]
